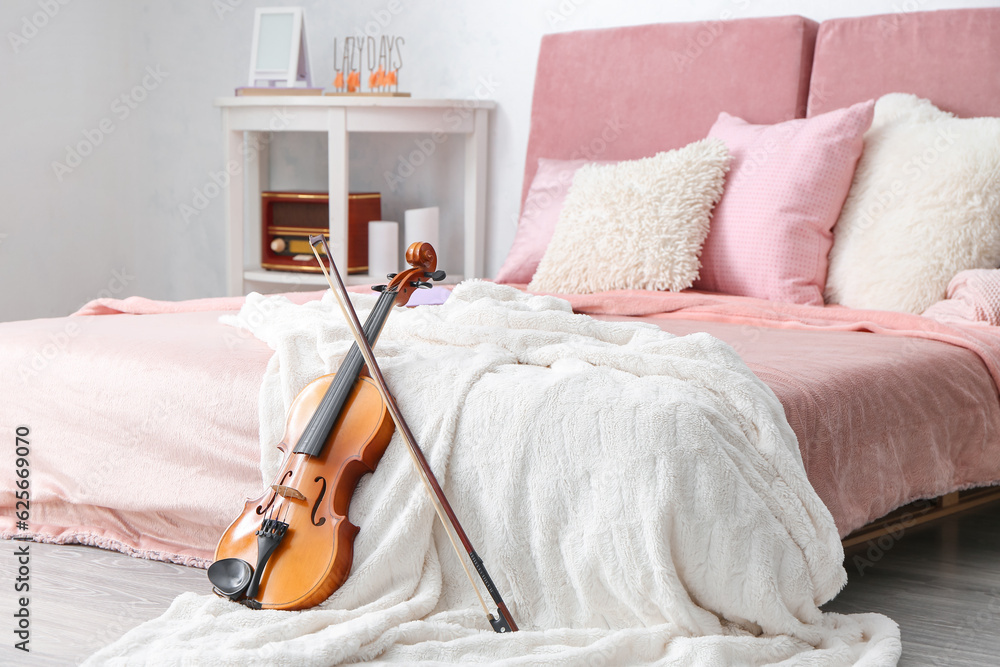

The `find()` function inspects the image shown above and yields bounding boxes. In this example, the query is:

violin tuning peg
[371,285,387,292]
[387,273,397,279]
[424,270,446,282]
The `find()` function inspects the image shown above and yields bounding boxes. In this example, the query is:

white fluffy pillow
[527,139,730,294]
[825,93,1000,313]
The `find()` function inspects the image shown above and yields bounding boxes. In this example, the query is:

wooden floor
[2,502,1000,665]
[0,540,207,666]
[823,499,1000,666]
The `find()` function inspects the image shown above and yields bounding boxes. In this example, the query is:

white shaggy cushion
[825,93,1000,313]
[527,139,730,294]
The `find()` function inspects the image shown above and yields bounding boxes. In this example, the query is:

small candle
[368,221,399,280]
[404,206,440,253]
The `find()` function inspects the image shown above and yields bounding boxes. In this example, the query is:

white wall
[1,0,995,321]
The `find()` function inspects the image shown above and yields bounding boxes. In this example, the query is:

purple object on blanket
[403,285,451,307]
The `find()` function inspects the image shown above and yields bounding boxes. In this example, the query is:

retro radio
[261,191,381,274]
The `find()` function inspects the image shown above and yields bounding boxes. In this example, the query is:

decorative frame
[248,7,312,87]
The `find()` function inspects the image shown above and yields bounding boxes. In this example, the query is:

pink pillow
[694,100,874,305]
[496,158,608,284]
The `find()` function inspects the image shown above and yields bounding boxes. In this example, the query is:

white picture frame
[248,7,312,87]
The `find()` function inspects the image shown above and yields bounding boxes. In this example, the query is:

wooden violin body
[208,241,516,632]
[209,243,438,611]
[214,374,393,610]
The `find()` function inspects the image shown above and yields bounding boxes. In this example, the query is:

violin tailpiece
[243,518,290,607]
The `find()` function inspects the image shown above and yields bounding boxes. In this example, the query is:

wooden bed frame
[842,487,1000,548]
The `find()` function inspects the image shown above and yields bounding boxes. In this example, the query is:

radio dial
[270,238,287,253]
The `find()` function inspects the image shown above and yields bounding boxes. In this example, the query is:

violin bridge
[271,484,307,501]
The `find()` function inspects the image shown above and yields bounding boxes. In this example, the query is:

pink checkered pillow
[924,270,1000,326]
[695,100,874,305]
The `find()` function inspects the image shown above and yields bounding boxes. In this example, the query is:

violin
[208,241,518,633]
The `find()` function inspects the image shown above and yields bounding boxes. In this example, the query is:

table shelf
[216,96,494,295]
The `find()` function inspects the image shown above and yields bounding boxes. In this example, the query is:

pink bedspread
[2,288,999,566]
[0,306,277,566]
[601,317,1000,536]
[555,288,1000,534]
[555,287,1000,381]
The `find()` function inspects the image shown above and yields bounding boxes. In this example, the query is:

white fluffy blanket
[86,281,900,665]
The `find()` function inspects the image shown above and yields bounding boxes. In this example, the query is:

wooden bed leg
[940,492,960,509]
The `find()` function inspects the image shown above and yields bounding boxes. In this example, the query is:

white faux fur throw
[86,281,900,665]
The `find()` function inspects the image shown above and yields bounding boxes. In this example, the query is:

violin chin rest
[208,558,254,599]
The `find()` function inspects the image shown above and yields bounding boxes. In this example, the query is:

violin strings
[302,293,395,457]
[311,245,495,621]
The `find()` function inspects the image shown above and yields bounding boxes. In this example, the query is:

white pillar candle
[403,206,440,253]
[368,221,399,280]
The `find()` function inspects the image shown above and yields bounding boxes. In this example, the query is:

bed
[4,286,1000,566]
[3,7,1000,666]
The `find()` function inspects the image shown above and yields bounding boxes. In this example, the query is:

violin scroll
[404,242,436,272]
[384,242,443,305]
[306,237,445,306]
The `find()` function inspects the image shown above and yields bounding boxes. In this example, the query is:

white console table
[215,96,495,295]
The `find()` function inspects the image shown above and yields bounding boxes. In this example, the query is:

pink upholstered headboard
[808,8,1000,118]
[521,16,818,206]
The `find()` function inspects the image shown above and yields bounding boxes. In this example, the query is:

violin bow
[309,236,518,634]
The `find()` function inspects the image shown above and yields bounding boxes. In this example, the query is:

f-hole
[256,469,294,515]
[311,476,328,526]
